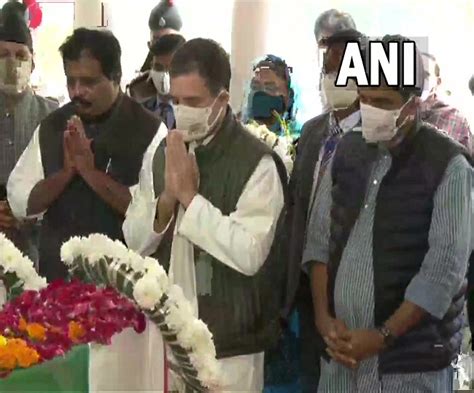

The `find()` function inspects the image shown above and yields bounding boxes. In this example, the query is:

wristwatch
[376,325,396,348]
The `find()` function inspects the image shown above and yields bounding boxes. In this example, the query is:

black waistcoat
[329,123,471,374]
[38,94,159,281]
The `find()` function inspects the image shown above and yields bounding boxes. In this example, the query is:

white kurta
[123,123,285,392]
[6,124,166,393]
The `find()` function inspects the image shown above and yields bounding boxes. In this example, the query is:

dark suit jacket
[283,112,331,317]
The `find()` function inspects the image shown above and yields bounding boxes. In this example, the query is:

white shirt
[123,124,285,277]
[7,126,44,220]
[123,123,284,391]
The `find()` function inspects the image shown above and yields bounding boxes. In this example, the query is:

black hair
[59,28,122,83]
[314,9,356,42]
[361,34,423,100]
[150,34,185,57]
[254,54,292,87]
[320,28,365,48]
[253,54,295,119]
[0,0,33,52]
[170,38,230,96]
[469,75,474,96]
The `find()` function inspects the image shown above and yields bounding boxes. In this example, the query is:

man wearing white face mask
[142,34,185,128]
[303,35,472,392]
[123,38,287,392]
[314,9,357,114]
[285,29,363,393]
[0,1,57,261]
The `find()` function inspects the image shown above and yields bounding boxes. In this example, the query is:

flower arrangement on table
[244,111,296,176]
[0,234,145,380]
[0,280,146,374]
[61,233,223,392]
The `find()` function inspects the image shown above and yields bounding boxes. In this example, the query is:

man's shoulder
[423,97,470,127]
[120,94,161,128]
[127,72,156,102]
[418,122,470,159]
[301,112,331,135]
[32,94,60,113]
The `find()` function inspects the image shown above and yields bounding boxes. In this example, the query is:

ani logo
[336,38,418,89]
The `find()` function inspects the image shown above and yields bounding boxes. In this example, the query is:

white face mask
[322,73,358,110]
[0,58,31,95]
[173,93,225,142]
[360,100,412,143]
[150,70,170,96]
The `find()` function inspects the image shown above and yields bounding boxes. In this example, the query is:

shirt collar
[329,110,361,135]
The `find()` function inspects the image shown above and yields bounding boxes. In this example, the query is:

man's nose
[69,81,86,98]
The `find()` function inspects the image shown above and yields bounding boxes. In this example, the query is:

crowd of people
[1,0,473,392]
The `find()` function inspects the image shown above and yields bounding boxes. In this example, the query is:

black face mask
[248,91,285,120]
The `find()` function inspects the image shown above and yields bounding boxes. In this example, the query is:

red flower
[0,280,147,371]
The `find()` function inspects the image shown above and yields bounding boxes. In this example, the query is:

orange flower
[26,323,47,342]
[7,339,27,348]
[68,321,85,343]
[15,346,40,368]
[0,339,41,370]
[18,317,27,332]
[0,348,17,370]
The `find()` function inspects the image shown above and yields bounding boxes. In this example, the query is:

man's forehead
[64,55,103,77]
[0,40,31,53]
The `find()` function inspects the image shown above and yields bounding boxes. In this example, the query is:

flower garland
[244,112,295,176]
[61,234,223,391]
[0,234,47,298]
[0,279,146,375]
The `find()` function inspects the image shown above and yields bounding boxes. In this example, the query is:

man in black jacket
[8,28,159,281]
[303,35,472,392]
[285,29,363,393]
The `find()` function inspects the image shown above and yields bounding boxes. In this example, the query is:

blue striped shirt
[302,141,472,392]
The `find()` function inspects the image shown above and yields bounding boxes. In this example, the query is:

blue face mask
[248,91,286,120]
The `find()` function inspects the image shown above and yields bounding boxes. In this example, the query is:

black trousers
[297,275,321,393]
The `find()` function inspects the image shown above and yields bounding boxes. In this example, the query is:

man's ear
[219,90,230,105]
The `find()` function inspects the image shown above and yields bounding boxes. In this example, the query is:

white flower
[0,234,47,291]
[23,275,47,291]
[143,257,169,290]
[165,285,194,316]
[133,273,165,310]
[60,236,84,265]
[129,254,146,273]
[14,257,35,280]
[188,319,216,357]
[166,302,193,332]
[188,353,223,389]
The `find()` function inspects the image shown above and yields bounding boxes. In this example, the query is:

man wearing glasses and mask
[0,1,57,261]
